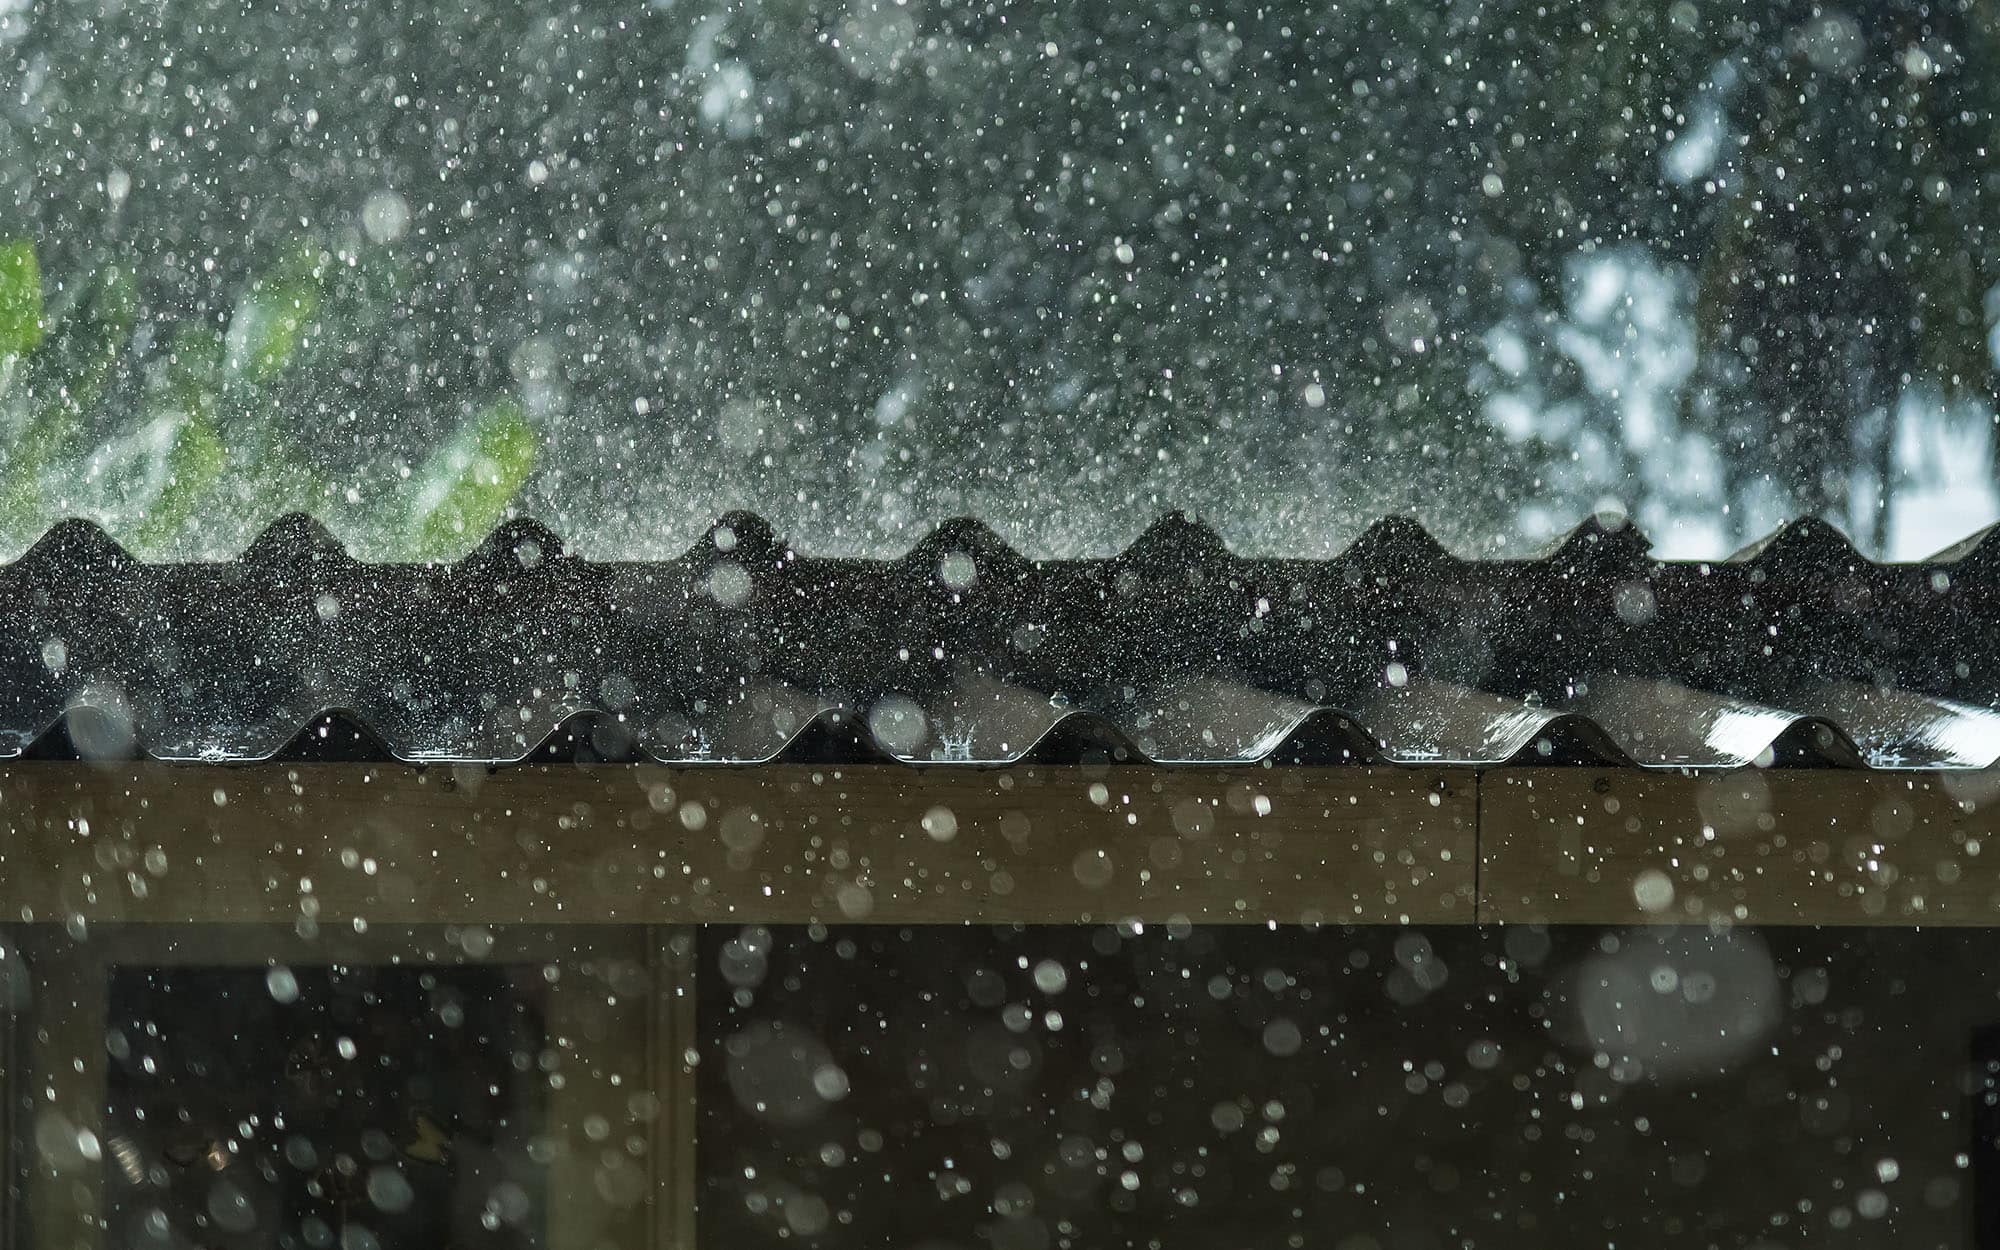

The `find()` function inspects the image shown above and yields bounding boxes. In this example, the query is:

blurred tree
[0,0,1992,556]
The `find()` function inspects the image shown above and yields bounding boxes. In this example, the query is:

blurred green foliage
[0,238,534,558]
[225,243,323,385]
[0,241,43,362]
[410,399,537,561]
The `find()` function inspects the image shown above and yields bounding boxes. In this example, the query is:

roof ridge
[8,509,1990,569]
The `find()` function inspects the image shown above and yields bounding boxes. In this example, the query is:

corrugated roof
[1,511,1995,768]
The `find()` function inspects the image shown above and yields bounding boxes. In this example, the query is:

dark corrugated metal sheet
[1,511,1995,768]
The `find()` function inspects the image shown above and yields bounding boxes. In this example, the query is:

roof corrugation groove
[1,511,1995,769]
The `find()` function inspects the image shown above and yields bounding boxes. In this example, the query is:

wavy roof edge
[4,510,1993,572]
[0,701,1920,771]
[5,510,1999,771]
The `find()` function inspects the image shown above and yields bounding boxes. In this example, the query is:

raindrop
[938,551,977,591]
[866,695,928,755]
[705,562,752,607]
[725,1022,845,1126]
[1613,582,1657,625]
[920,805,958,842]
[1071,848,1115,889]
[1382,294,1439,350]
[206,1181,259,1234]
[1631,869,1675,913]
[835,881,874,920]
[361,189,411,243]
[784,1193,832,1236]
[67,689,136,759]
[366,1167,414,1213]
[810,1064,850,1101]
[1261,1017,1303,1057]
[266,966,300,1004]
[285,1136,318,1172]
[719,807,764,853]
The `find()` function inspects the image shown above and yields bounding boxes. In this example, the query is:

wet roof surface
[2,511,1996,769]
